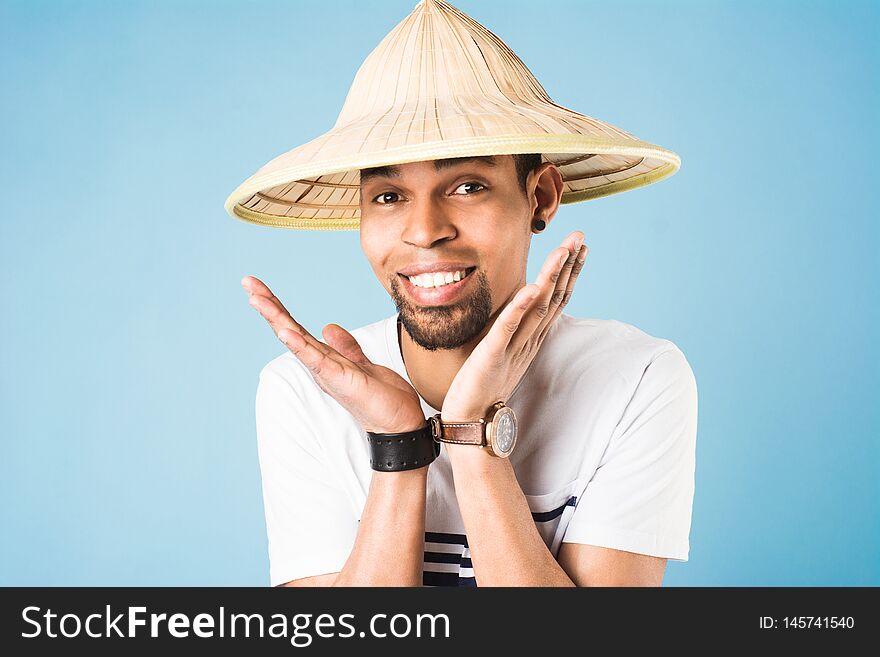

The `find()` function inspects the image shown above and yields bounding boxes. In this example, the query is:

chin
[389,271,493,351]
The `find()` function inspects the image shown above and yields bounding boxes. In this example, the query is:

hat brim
[225,133,680,231]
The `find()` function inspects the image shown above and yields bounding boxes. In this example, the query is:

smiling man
[226,0,696,587]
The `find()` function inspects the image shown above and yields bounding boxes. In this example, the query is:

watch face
[491,407,517,457]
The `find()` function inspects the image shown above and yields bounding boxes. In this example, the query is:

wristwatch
[429,401,518,458]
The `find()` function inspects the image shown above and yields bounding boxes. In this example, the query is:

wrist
[364,417,428,435]
[370,423,427,434]
[440,407,487,423]
[372,465,430,480]
[437,401,518,459]
[366,419,439,473]
[445,441,505,468]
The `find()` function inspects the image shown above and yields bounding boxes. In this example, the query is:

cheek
[359,228,394,283]
[487,235,529,291]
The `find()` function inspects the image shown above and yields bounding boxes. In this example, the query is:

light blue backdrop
[1,0,876,586]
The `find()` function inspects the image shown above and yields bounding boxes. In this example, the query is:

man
[227,0,696,587]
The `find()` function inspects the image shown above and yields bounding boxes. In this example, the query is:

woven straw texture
[224,0,680,231]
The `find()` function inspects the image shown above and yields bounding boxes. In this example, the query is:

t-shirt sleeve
[255,363,359,586]
[562,345,698,561]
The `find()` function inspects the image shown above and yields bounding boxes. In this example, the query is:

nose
[400,196,457,249]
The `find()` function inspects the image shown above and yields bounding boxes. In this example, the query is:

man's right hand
[242,275,426,435]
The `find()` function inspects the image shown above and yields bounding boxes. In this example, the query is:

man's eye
[453,182,485,195]
[373,191,401,204]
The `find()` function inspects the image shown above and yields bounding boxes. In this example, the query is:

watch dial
[494,409,516,455]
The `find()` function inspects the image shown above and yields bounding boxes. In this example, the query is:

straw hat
[224,0,680,231]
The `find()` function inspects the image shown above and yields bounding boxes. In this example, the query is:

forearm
[332,466,427,586]
[448,446,575,586]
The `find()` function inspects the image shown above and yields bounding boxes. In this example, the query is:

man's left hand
[441,230,588,423]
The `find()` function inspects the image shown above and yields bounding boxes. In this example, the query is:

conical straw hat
[224,0,681,231]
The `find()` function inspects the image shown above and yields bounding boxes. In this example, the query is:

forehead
[359,155,506,185]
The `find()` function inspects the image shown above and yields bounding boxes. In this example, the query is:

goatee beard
[389,270,493,351]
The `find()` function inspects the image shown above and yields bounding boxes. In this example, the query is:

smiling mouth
[398,266,476,289]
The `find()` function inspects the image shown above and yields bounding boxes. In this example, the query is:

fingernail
[578,245,589,262]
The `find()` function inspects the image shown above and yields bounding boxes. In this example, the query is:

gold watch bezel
[485,401,517,458]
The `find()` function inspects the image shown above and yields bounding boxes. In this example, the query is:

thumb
[322,324,370,366]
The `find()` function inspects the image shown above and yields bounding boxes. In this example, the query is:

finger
[516,231,582,341]
[240,275,263,296]
[241,275,279,300]
[247,293,332,355]
[538,242,588,345]
[322,324,371,366]
[242,276,334,356]
[243,276,294,316]
[480,283,541,355]
[537,247,570,312]
[242,275,295,314]
[243,277,370,399]
[544,234,585,328]
[277,328,349,390]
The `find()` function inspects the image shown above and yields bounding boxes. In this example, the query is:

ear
[528,162,564,232]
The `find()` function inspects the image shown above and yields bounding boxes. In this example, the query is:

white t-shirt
[254,311,698,587]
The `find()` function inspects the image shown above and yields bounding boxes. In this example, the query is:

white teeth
[407,269,469,288]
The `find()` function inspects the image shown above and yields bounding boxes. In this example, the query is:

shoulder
[545,313,696,391]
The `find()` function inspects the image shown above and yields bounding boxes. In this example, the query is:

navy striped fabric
[422,496,577,587]
[423,570,476,587]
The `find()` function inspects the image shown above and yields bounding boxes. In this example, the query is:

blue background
[1,0,876,586]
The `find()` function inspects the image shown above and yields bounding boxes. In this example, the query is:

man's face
[358,155,534,351]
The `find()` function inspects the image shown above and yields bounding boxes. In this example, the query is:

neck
[398,317,488,412]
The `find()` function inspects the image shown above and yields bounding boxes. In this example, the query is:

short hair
[512,153,543,197]
[358,153,543,198]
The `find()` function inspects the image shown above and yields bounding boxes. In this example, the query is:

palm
[332,359,425,432]
[441,231,588,422]
[442,340,507,420]
[242,275,427,434]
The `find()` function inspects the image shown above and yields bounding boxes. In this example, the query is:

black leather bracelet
[366,423,441,472]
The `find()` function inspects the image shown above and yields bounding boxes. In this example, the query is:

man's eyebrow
[433,155,498,171]
[359,155,498,185]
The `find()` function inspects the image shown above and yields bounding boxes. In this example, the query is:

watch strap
[430,413,485,446]
[366,423,441,472]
